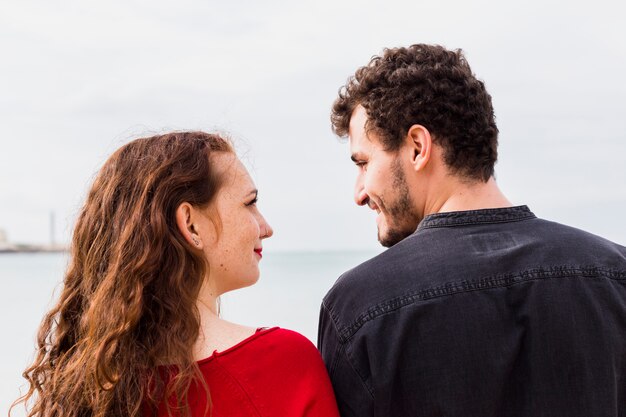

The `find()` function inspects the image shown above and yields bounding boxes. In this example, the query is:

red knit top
[155,327,340,417]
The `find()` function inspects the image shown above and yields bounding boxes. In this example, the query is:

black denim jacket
[318,206,626,417]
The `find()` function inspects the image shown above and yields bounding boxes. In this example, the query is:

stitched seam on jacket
[321,301,343,377]
[418,214,536,230]
[416,206,534,230]
[322,301,375,399]
[341,342,375,398]
[322,299,343,338]
[337,265,626,342]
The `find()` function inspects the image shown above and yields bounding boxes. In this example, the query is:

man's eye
[355,161,367,168]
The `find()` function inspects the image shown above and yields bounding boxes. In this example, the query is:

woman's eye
[245,197,258,206]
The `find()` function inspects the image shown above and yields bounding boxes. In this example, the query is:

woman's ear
[406,124,432,172]
[176,202,203,249]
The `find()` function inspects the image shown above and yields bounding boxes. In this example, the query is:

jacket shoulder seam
[336,265,626,342]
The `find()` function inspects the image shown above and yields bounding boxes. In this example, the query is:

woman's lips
[254,248,263,258]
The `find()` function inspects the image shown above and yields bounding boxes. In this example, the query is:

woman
[14,132,340,417]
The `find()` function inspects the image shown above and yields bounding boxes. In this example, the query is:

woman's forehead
[211,153,254,191]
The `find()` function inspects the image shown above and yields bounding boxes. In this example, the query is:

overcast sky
[1,0,624,252]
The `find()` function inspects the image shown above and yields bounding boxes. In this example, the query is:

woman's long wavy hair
[12,131,233,417]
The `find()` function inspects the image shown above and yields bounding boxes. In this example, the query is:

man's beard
[378,159,420,248]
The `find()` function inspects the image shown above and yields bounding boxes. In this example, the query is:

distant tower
[50,211,56,247]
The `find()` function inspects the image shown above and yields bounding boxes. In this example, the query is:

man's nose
[354,181,369,206]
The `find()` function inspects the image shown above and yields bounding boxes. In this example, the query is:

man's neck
[428,177,513,216]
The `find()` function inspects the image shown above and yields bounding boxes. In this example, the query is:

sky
[0,0,625,252]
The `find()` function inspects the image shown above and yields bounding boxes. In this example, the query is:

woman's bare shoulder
[193,317,257,361]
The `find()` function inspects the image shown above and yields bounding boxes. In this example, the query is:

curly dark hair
[331,44,498,182]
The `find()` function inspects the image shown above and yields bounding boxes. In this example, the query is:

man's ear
[406,124,432,172]
[175,202,203,249]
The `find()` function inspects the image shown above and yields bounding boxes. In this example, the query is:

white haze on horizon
[1,0,625,251]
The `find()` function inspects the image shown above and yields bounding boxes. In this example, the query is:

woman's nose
[260,218,273,239]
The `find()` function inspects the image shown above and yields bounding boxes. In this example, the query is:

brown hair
[12,132,233,417]
[331,44,498,182]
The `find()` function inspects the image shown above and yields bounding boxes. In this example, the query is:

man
[318,44,626,417]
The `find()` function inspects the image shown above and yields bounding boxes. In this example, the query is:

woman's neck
[192,290,256,361]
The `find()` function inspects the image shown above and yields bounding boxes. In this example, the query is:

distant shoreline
[0,245,67,254]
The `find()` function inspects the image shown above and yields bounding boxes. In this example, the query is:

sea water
[0,250,380,415]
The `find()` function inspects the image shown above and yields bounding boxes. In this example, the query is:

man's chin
[377,227,413,248]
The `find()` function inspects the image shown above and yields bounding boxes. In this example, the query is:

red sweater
[155,327,340,417]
